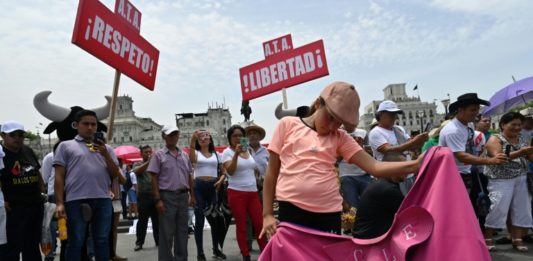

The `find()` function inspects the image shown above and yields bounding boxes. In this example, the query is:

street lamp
[441,99,450,115]
[39,122,51,153]
[417,110,425,133]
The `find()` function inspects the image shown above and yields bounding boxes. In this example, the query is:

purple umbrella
[482,76,533,116]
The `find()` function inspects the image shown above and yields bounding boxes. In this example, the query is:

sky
[1,0,532,141]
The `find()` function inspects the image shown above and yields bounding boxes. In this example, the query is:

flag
[413,85,418,91]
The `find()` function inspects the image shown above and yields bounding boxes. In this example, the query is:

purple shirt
[53,135,119,202]
[147,147,192,191]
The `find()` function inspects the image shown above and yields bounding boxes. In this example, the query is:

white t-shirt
[368,126,411,161]
[338,160,366,177]
[194,150,219,179]
[438,118,473,174]
[222,147,257,192]
[42,152,55,196]
[129,172,137,191]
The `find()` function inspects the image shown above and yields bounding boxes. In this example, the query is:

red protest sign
[72,0,159,91]
[263,34,292,58]
[239,39,329,101]
[114,0,141,33]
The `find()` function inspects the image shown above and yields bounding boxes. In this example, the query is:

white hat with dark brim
[161,125,180,135]
[1,121,25,133]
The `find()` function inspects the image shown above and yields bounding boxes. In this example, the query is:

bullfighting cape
[259,146,490,261]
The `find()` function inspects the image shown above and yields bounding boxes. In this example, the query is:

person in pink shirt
[261,81,423,238]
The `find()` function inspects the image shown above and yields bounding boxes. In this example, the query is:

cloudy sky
[1,0,532,141]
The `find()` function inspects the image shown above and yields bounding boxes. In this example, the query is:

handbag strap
[214,151,221,178]
[475,171,486,194]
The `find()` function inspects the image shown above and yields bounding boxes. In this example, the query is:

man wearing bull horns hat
[54,110,121,261]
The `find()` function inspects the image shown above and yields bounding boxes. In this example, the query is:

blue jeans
[193,179,218,255]
[340,174,373,208]
[65,198,112,261]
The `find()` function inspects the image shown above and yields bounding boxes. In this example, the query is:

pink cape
[259,146,490,261]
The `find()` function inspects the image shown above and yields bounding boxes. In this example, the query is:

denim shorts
[127,189,138,204]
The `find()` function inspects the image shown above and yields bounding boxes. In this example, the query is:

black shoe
[188,227,194,234]
[523,235,533,243]
[242,255,251,261]
[213,248,227,259]
[197,254,206,261]
[134,245,142,251]
[495,236,512,244]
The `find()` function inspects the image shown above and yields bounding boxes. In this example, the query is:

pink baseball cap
[320,81,360,129]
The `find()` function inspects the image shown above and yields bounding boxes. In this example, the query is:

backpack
[123,171,133,192]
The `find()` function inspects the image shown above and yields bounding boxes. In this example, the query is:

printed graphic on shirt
[10,160,39,184]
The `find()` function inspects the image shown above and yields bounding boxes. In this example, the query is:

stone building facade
[175,105,232,148]
[359,83,445,134]
[103,95,165,149]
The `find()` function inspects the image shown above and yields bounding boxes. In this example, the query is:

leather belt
[195,176,217,181]
[160,188,189,194]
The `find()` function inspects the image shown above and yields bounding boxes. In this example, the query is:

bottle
[58,218,68,240]
[40,242,52,256]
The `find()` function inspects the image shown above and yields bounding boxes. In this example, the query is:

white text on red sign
[88,16,153,75]
[239,39,329,101]
[114,0,141,33]
[72,0,159,90]
[263,34,293,58]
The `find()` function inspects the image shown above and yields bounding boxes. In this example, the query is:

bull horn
[33,91,71,122]
[274,103,310,119]
[90,96,112,120]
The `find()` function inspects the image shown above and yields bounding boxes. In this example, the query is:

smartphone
[504,144,512,156]
[93,132,104,144]
[240,137,249,151]
[424,122,432,133]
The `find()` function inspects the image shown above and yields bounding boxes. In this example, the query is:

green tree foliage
[24,131,39,141]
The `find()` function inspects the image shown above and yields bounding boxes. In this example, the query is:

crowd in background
[0,84,532,261]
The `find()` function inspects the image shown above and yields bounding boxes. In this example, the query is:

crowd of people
[0,81,532,261]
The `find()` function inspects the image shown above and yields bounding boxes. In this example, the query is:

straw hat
[429,120,450,138]
[244,122,266,141]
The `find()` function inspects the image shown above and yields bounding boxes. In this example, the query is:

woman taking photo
[188,130,226,260]
[222,125,266,261]
[484,112,533,252]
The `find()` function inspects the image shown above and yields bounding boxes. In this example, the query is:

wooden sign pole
[282,88,288,109]
[107,70,121,142]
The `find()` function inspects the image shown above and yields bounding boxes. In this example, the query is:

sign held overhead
[240,35,329,101]
[72,0,159,91]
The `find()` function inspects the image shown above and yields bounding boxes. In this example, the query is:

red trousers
[227,189,267,256]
